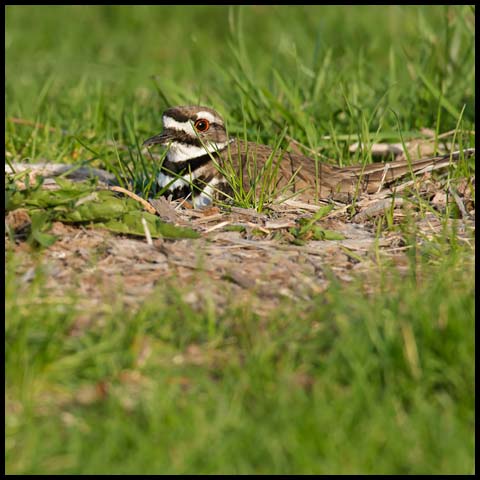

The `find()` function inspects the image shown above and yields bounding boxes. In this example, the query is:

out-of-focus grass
[5,243,475,474]
[5,6,475,183]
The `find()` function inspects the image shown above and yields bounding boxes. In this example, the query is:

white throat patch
[166,141,229,163]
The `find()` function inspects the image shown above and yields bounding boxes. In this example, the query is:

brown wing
[330,150,473,198]
[222,140,340,201]
[222,140,473,202]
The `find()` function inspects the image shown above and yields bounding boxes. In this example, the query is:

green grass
[5,245,475,474]
[6,6,475,191]
[5,5,475,475]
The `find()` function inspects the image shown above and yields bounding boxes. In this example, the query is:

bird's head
[143,106,229,162]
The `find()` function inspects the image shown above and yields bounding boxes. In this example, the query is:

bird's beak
[142,131,172,147]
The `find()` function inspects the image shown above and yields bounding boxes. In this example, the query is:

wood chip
[352,198,404,222]
[5,208,31,233]
[148,197,180,223]
[141,217,153,246]
[282,199,325,212]
[204,221,231,233]
[229,206,267,219]
[264,220,296,229]
[223,270,256,289]
[5,162,117,185]
[192,214,225,224]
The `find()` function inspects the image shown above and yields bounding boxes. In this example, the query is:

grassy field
[5,5,475,474]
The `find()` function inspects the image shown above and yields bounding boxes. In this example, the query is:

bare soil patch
[6,172,475,319]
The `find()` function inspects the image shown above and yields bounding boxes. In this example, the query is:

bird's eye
[194,119,210,132]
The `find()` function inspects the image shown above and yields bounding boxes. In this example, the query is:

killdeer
[143,105,473,207]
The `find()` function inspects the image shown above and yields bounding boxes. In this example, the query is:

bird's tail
[341,148,475,194]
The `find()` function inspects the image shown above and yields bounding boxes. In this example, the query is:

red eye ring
[194,119,210,132]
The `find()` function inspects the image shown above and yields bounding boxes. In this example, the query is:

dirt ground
[6,174,475,319]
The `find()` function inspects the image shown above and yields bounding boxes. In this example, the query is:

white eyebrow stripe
[163,116,196,136]
[195,111,218,124]
[166,140,231,163]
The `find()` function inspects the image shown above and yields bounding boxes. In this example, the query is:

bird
[143,105,473,208]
